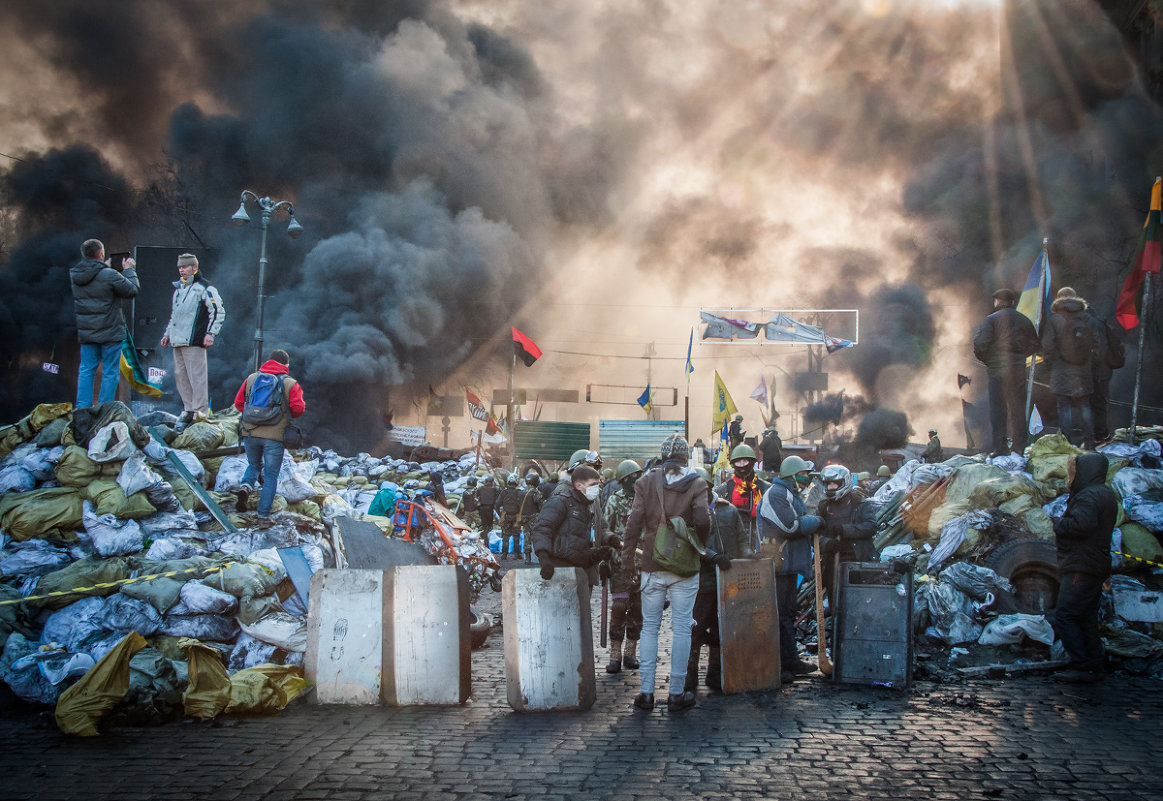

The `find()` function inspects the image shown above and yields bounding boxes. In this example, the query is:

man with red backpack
[232,349,306,528]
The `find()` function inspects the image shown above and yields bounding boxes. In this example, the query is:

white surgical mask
[583,484,601,501]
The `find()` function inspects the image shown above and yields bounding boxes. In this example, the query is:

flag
[711,371,738,432]
[637,385,653,417]
[427,385,445,415]
[685,328,694,382]
[958,374,972,390]
[512,326,542,366]
[1016,246,1052,334]
[466,388,490,422]
[712,425,731,474]
[119,327,162,398]
[1116,177,1163,330]
[823,334,854,354]
[700,312,760,340]
[749,375,768,406]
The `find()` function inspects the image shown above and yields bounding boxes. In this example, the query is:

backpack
[1101,316,1126,369]
[1058,317,1096,366]
[242,373,287,425]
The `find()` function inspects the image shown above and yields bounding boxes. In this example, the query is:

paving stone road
[0,564,1159,801]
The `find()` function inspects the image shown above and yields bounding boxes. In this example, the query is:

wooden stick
[812,531,832,677]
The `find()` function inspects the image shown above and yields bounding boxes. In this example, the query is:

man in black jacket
[1052,452,1117,683]
[973,288,1040,457]
[817,464,877,609]
[759,426,783,474]
[476,475,497,546]
[532,465,616,589]
[70,239,140,409]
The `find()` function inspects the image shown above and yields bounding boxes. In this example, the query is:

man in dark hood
[1051,452,1117,683]
[973,288,1040,457]
[1042,287,1099,449]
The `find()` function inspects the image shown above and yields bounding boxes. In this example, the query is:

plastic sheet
[917,579,982,646]
[941,562,1013,600]
[977,613,1054,646]
[88,422,136,463]
[239,611,307,652]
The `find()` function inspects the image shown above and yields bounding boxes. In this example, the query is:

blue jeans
[76,342,122,409]
[242,437,285,517]
[639,570,700,696]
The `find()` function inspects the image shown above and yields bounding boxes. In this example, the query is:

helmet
[820,465,853,499]
[549,472,559,482]
[730,444,757,462]
[856,472,871,483]
[734,414,743,421]
[928,428,938,436]
[601,467,614,480]
[877,465,891,477]
[615,459,643,481]
[525,472,540,485]
[695,467,711,483]
[567,449,602,471]
[660,435,689,461]
[507,473,519,486]
[466,477,478,487]
[779,455,812,480]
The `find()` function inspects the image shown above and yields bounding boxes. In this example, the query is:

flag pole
[1024,237,1048,427]
[508,346,517,470]
[1129,270,1153,446]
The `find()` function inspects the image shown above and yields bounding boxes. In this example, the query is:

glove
[827,519,844,539]
[599,561,611,581]
[540,563,555,581]
[587,546,613,567]
[819,536,839,556]
[606,534,624,550]
[713,553,732,571]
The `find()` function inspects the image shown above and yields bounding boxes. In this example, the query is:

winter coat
[164,273,225,347]
[817,488,877,563]
[477,484,496,510]
[759,431,783,472]
[922,435,943,463]
[757,476,821,577]
[70,259,140,344]
[552,477,608,538]
[498,486,523,520]
[1042,296,1098,399]
[714,473,771,550]
[532,485,599,584]
[1053,452,1117,578]
[700,497,750,587]
[232,360,306,442]
[973,306,1039,372]
[620,466,710,577]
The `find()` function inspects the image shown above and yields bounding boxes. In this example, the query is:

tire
[985,538,1059,614]
[469,605,493,650]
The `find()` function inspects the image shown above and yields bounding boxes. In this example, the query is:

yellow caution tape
[1112,551,1163,570]
[0,560,240,606]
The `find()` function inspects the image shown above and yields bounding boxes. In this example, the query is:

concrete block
[305,569,386,704]
[717,557,781,693]
[382,565,471,705]
[502,567,595,711]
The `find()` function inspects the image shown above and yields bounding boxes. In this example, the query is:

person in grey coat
[69,238,139,409]
[1042,287,1098,448]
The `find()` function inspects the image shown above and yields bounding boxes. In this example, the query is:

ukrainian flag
[119,326,162,398]
[1016,245,1052,334]
[637,385,653,417]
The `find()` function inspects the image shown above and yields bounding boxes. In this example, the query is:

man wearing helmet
[619,435,710,713]
[714,443,771,552]
[759,426,783,473]
[519,472,544,564]
[477,475,497,545]
[817,464,877,611]
[498,474,524,559]
[554,449,609,541]
[865,465,891,495]
[603,459,645,674]
[922,428,943,464]
[758,456,824,681]
[460,476,480,530]
[728,413,745,451]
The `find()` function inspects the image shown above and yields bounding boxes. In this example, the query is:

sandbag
[1027,433,1082,483]
[943,462,1008,506]
[138,509,199,538]
[120,576,184,614]
[117,450,165,497]
[239,612,307,652]
[178,637,231,720]
[969,474,1044,508]
[218,416,241,447]
[1023,507,1055,539]
[212,454,249,493]
[54,446,104,488]
[54,632,148,736]
[237,595,285,626]
[998,494,1035,517]
[0,486,85,542]
[927,499,973,539]
[1119,522,1163,562]
[0,402,72,459]
[225,664,309,715]
[21,445,63,481]
[31,556,136,610]
[161,614,239,643]
[144,537,202,561]
[1111,468,1163,500]
[68,401,148,450]
[228,632,279,671]
[82,479,156,520]
[0,539,72,578]
[178,581,239,615]
[96,594,162,637]
[204,562,279,598]
[41,597,107,652]
[34,417,70,448]
[88,422,136,463]
[0,633,61,704]
[82,502,146,557]
[172,421,225,453]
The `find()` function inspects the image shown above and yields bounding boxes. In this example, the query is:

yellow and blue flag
[637,385,653,417]
[1016,245,1052,334]
[711,371,738,433]
[685,329,694,383]
[119,327,162,398]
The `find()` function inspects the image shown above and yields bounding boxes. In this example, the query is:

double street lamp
[231,191,303,372]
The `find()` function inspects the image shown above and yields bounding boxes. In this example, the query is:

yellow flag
[711,371,738,433]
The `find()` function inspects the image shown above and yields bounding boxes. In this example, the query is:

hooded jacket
[165,273,226,348]
[1042,296,1097,399]
[232,360,306,442]
[70,258,140,344]
[1053,452,1117,578]
[973,306,1039,372]
[620,465,710,576]
[531,484,599,584]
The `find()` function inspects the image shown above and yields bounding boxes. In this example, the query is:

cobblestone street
[0,569,1158,801]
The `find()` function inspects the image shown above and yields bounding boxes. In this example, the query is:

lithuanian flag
[1116,177,1162,330]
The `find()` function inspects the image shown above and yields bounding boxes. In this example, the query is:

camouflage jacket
[605,489,640,593]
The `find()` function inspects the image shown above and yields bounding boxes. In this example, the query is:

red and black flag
[466,388,490,422]
[512,326,542,367]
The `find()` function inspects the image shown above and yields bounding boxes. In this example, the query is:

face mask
[583,484,601,501]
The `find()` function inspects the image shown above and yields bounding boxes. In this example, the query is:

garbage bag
[1027,433,1082,482]
[178,637,231,719]
[21,445,63,481]
[0,584,35,641]
[171,421,224,453]
[144,537,202,561]
[942,562,1013,600]
[0,486,85,542]
[161,613,239,643]
[225,664,309,715]
[117,450,165,497]
[178,581,238,615]
[40,597,106,652]
[82,480,155,521]
[80,502,145,557]
[54,445,105,488]
[0,464,36,494]
[917,579,982,646]
[87,422,136,464]
[55,631,147,736]
[0,633,61,704]
[237,595,284,626]
[1112,468,1163,500]
[83,632,126,667]
[31,555,136,610]
[96,594,162,637]
[978,613,1055,646]
[120,576,184,614]
[202,562,279,598]
[1043,494,1069,519]
[0,539,72,578]
[239,612,307,652]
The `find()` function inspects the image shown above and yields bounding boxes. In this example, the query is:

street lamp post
[231,191,303,372]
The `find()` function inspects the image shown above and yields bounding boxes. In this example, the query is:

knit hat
[659,435,689,462]
[176,253,199,269]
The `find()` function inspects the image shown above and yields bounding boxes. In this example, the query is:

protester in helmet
[520,473,544,563]
[498,473,524,559]
[922,428,943,463]
[817,464,877,611]
[532,465,617,589]
[477,475,497,545]
[603,459,645,674]
[460,476,480,529]
[554,448,609,539]
[758,456,822,681]
[714,443,770,552]
[728,414,745,451]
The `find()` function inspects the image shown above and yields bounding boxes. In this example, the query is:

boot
[684,644,702,693]
[606,639,623,674]
[705,647,722,692]
[622,639,639,670]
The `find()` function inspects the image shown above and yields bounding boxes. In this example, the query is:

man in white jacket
[160,253,225,422]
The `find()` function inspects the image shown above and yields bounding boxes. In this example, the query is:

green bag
[650,478,705,577]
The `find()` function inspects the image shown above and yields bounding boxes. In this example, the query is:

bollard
[502,567,596,711]
[382,565,471,705]
[306,569,386,704]
[717,557,781,693]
